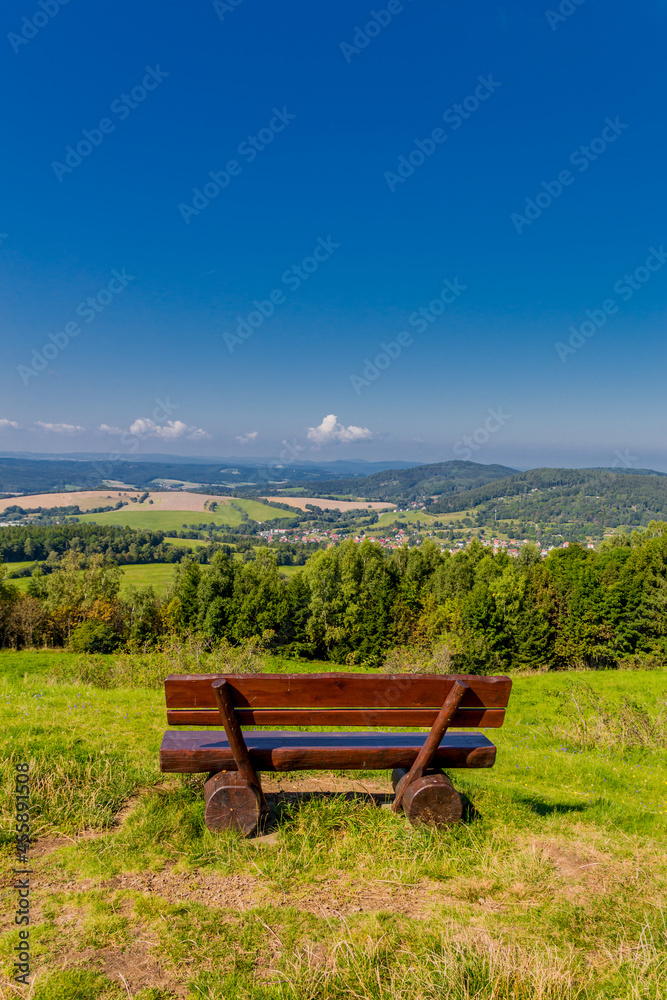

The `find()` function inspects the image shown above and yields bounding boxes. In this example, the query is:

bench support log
[211,678,267,811]
[392,679,469,813]
[204,771,262,836]
[391,767,462,828]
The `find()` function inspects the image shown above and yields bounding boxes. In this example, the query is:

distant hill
[0,456,416,494]
[426,467,667,529]
[279,461,521,502]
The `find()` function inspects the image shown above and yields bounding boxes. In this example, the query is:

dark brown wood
[165,673,512,711]
[391,767,462,828]
[211,680,266,810]
[392,679,468,813]
[166,706,506,728]
[204,770,261,836]
[159,729,497,773]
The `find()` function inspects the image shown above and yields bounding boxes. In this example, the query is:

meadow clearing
[8,556,302,597]
[261,498,394,513]
[0,650,665,999]
[77,497,293,531]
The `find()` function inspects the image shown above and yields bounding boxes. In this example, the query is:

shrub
[69,621,121,654]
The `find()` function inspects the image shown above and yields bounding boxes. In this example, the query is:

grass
[119,563,176,594]
[8,560,301,597]
[162,537,210,549]
[374,510,470,528]
[77,498,292,531]
[2,561,37,575]
[8,564,178,597]
[1,652,666,998]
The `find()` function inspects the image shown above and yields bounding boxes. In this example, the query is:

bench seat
[160,729,497,773]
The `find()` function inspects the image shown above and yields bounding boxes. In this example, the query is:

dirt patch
[70,937,184,996]
[103,869,262,911]
[37,861,452,922]
[532,839,605,883]
[99,868,449,919]
[286,876,452,918]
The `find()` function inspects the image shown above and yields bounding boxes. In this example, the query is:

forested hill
[287,461,520,502]
[425,467,667,529]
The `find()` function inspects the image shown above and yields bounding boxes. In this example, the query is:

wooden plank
[159,729,497,773]
[164,673,512,711]
[166,707,506,727]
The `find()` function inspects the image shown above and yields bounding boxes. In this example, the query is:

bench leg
[391,767,462,829]
[204,770,263,836]
[392,679,469,813]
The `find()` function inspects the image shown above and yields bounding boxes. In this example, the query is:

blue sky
[1,0,666,469]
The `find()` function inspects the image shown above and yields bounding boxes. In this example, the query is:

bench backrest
[165,673,512,729]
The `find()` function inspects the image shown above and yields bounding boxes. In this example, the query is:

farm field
[264,496,395,512]
[0,652,665,998]
[78,496,293,530]
[0,490,137,514]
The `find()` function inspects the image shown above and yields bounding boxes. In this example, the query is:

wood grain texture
[203,770,261,836]
[164,673,511,711]
[159,730,497,773]
[391,767,462,828]
[166,707,506,728]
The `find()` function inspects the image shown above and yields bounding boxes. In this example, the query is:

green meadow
[77,498,292,531]
[374,510,471,528]
[0,650,665,998]
[162,537,210,550]
[8,563,177,597]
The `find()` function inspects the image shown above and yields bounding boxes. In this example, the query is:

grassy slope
[162,536,211,549]
[1,652,665,998]
[78,498,292,530]
[9,563,178,596]
[374,510,470,528]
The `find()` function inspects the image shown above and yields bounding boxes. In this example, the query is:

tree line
[2,523,667,670]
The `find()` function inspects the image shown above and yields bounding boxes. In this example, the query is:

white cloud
[236,430,259,444]
[127,417,211,441]
[0,419,20,430]
[306,413,373,446]
[99,417,210,441]
[34,421,85,434]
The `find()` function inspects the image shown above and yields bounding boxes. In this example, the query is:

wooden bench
[159,672,512,835]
